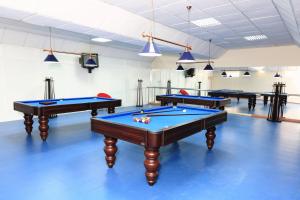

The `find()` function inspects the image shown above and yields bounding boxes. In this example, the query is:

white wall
[213,45,300,67]
[211,70,300,103]
[0,44,151,122]
[150,54,212,94]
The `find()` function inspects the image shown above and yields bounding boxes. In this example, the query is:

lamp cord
[151,0,155,37]
[49,27,52,51]
[208,39,211,63]
[187,3,191,46]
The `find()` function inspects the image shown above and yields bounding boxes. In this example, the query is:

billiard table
[91,105,227,185]
[14,97,121,141]
[156,94,231,110]
[208,89,257,111]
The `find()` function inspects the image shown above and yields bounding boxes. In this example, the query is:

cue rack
[166,80,171,95]
[267,82,286,122]
[136,79,143,107]
[44,77,57,118]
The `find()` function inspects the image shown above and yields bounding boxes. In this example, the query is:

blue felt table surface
[96,106,223,133]
[16,97,116,107]
[160,94,226,101]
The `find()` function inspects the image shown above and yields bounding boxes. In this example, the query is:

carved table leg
[24,114,33,134]
[39,115,49,141]
[144,147,160,186]
[104,136,118,168]
[91,109,98,117]
[205,126,216,150]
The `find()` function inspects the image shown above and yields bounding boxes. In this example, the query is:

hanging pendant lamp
[178,5,195,63]
[139,0,162,57]
[139,36,161,57]
[44,27,58,63]
[204,39,213,70]
[221,71,227,76]
[274,72,280,78]
[176,64,184,71]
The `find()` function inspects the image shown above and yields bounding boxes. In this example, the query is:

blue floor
[225,98,300,119]
[0,106,300,200]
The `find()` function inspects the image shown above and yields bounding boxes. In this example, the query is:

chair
[179,89,189,96]
[97,93,112,98]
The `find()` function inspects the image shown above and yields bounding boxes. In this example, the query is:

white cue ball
[183,109,187,112]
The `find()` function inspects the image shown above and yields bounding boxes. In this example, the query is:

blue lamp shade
[178,50,195,63]
[176,64,184,71]
[85,57,97,67]
[138,38,161,57]
[203,63,213,70]
[44,51,58,62]
[243,71,251,76]
[221,71,227,76]
[274,73,280,78]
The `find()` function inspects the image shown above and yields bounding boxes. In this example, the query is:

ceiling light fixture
[243,71,251,76]
[203,39,213,70]
[176,64,184,71]
[44,27,59,63]
[178,5,195,63]
[139,0,161,57]
[244,35,268,41]
[91,37,112,43]
[192,17,221,28]
[274,72,280,78]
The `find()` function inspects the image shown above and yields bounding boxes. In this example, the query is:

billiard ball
[133,117,140,122]
[183,109,187,112]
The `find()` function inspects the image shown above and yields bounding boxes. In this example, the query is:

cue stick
[132,108,184,116]
[146,113,207,117]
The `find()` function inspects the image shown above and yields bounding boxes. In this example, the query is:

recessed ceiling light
[244,35,267,41]
[191,18,221,27]
[91,37,112,43]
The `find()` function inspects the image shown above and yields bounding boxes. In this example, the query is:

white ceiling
[0,0,298,58]
[100,0,300,49]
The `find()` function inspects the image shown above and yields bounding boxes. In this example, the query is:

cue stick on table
[146,113,207,117]
[132,108,184,116]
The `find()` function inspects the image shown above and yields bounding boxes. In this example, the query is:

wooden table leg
[104,136,118,168]
[263,96,268,106]
[144,147,160,186]
[253,98,256,110]
[91,109,98,117]
[248,98,252,111]
[24,114,33,134]
[108,107,115,114]
[38,115,49,141]
[205,127,216,150]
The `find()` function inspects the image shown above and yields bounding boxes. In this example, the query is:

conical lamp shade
[221,71,227,76]
[44,51,58,62]
[274,73,280,78]
[204,63,213,70]
[139,38,161,57]
[176,64,184,71]
[85,57,97,67]
[178,49,195,63]
[243,71,250,76]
